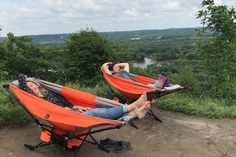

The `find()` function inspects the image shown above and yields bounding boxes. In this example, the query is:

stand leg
[63,147,81,157]
[148,109,162,123]
[129,119,138,129]
[24,141,53,151]
[89,135,110,153]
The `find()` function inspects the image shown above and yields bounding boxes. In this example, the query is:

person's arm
[18,74,34,94]
[102,62,112,75]
[117,63,130,72]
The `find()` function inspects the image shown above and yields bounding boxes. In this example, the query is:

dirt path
[0,108,236,157]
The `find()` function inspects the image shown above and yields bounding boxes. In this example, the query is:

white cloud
[0,0,236,36]
[162,0,181,11]
[215,0,224,5]
[214,0,236,7]
[123,8,138,17]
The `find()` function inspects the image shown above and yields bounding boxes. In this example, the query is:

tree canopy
[196,0,236,99]
[65,29,113,84]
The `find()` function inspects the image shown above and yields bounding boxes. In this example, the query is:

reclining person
[18,74,150,120]
[102,62,170,89]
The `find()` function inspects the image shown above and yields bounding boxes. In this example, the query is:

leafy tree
[196,0,236,99]
[0,42,8,79]
[40,46,67,82]
[66,29,113,85]
[4,33,50,78]
[110,42,132,63]
[176,52,201,97]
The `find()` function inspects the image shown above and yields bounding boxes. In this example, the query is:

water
[133,57,155,69]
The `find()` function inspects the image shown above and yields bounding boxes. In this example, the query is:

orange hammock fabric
[101,67,159,100]
[61,86,96,108]
[10,84,121,133]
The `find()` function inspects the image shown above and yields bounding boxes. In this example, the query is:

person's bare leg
[129,101,151,119]
[146,84,156,88]
[135,101,151,119]
[127,93,147,111]
[156,74,168,88]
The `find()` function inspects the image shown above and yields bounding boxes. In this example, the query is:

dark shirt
[18,74,73,108]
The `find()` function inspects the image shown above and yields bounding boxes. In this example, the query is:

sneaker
[100,138,131,153]
[100,138,118,148]
[115,141,131,153]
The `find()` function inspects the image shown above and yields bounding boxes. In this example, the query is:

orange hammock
[101,67,183,101]
[3,79,131,155]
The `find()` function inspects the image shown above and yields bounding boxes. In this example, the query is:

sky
[0,0,236,36]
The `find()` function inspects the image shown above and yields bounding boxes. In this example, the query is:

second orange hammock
[101,67,183,101]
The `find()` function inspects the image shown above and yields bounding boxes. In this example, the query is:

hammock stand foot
[24,141,52,151]
[148,109,162,123]
[129,119,138,129]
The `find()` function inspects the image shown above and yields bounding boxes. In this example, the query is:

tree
[66,29,113,85]
[38,46,64,82]
[4,33,50,78]
[176,51,201,97]
[0,42,8,79]
[196,0,236,99]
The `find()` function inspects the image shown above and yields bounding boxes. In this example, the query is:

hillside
[0,27,199,45]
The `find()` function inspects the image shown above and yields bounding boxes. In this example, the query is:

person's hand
[73,106,91,112]
[105,62,112,66]
[81,107,90,112]
[102,62,110,68]
[119,65,124,69]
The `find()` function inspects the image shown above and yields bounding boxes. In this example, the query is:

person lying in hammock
[18,74,150,120]
[102,62,170,89]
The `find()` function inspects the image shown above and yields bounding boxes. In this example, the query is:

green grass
[157,94,236,118]
[0,81,235,127]
[0,105,29,126]
[0,81,30,126]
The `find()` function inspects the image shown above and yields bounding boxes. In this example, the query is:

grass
[0,105,29,126]
[0,81,30,127]
[157,94,236,118]
[0,81,235,127]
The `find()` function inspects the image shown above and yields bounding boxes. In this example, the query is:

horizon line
[0,26,200,37]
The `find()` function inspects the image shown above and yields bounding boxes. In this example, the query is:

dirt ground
[0,107,236,157]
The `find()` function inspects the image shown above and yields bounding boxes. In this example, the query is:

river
[133,57,155,69]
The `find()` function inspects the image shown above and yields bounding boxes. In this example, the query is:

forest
[0,0,235,126]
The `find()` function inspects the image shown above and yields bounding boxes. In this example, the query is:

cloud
[0,0,236,36]
[123,8,138,17]
[162,0,181,11]
[214,0,236,7]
